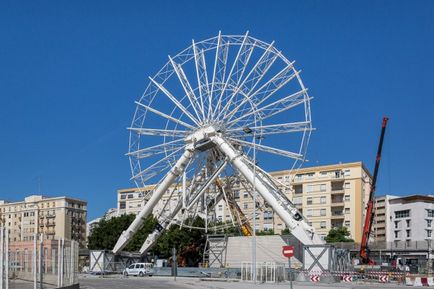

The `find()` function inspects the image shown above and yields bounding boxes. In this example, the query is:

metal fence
[241,262,286,283]
[0,227,79,289]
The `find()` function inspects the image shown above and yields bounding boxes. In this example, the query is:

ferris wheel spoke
[169,56,203,121]
[128,127,189,138]
[149,77,201,126]
[135,101,195,130]
[226,88,308,128]
[131,146,184,180]
[127,139,184,159]
[210,31,223,118]
[212,31,251,120]
[224,63,297,123]
[227,137,304,160]
[217,41,278,121]
[228,121,312,137]
[192,40,208,120]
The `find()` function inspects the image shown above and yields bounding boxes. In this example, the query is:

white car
[123,263,154,277]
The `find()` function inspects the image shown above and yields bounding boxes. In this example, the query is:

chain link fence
[0,227,79,289]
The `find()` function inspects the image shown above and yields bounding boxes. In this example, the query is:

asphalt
[78,275,412,289]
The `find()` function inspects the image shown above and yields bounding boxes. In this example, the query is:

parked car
[123,263,154,277]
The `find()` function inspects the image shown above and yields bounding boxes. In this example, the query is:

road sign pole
[288,257,293,289]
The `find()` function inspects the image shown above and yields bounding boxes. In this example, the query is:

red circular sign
[282,245,294,258]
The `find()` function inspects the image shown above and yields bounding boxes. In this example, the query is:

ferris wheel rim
[127,32,313,231]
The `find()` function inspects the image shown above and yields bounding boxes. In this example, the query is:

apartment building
[374,195,434,246]
[216,161,371,242]
[117,162,372,243]
[0,195,87,247]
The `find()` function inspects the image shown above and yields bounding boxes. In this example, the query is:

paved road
[79,276,195,289]
[79,275,410,289]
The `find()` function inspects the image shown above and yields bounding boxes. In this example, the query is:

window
[395,210,410,219]
[127,194,134,199]
[428,220,432,227]
[306,209,313,217]
[320,209,326,216]
[320,221,326,229]
[264,211,273,220]
[406,220,411,227]
[428,230,432,238]
[243,203,248,209]
[234,191,240,199]
[344,208,350,214]
[243,192,249,198]
[307,197,313,205]
[344,220,350,227]
[294,185,303,194]
[120,195,126,200]
[406,230,411,238]
[319,171,328,178]
[119,202,126,209]
[344,169,351,177]
[306,185,314,193]
[394,231,399,238]
[218,205,223,211]
[320,196,326,204]
[293,197,302,205]
[428,210,434,218]
[394,221,400,229]
[344,195,350,202]
[320,184,326,192]
[344,182,350,189]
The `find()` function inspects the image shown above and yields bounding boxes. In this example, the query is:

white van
[123,263,154,277]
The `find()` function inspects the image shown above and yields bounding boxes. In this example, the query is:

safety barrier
[405,276,434,286]
[295,269,408,284]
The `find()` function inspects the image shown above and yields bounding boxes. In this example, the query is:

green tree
[87,214,157,251]
[153,216,206,266]
[256,229,275,236]
[280,228,291,235]
[324,227,354,243]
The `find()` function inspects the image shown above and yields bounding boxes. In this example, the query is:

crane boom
[360,117,389,264]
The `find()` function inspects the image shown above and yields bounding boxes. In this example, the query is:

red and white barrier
[378,275,389,283]
[310,275,320,282]
[342,275,353,282]
[405,276,434,286]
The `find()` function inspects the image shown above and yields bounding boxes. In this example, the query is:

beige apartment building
[0,195,87,247]
[222,162,372,242]
[117,162,372,243]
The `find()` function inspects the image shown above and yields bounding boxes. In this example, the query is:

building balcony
[46,214,56,218]
[331,211,344,219]
[331,221,344,228]
[331,189,344,195]
[331,202,344,207]
[45,223,55,227]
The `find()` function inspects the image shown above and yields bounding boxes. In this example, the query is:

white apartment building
[117,161,372,243]
[0,195,87,247]
[374,195,434,246]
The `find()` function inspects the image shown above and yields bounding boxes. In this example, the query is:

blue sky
[1,1,433,220]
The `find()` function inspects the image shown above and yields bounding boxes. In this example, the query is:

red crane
[359,117,389,264]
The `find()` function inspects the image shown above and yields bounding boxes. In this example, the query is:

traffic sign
[342,275,353,282]
[282,245,294,258]
[379,275,389,283]
[310,275,320,282]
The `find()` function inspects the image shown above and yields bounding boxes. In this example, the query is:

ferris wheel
[113,32,321,255]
